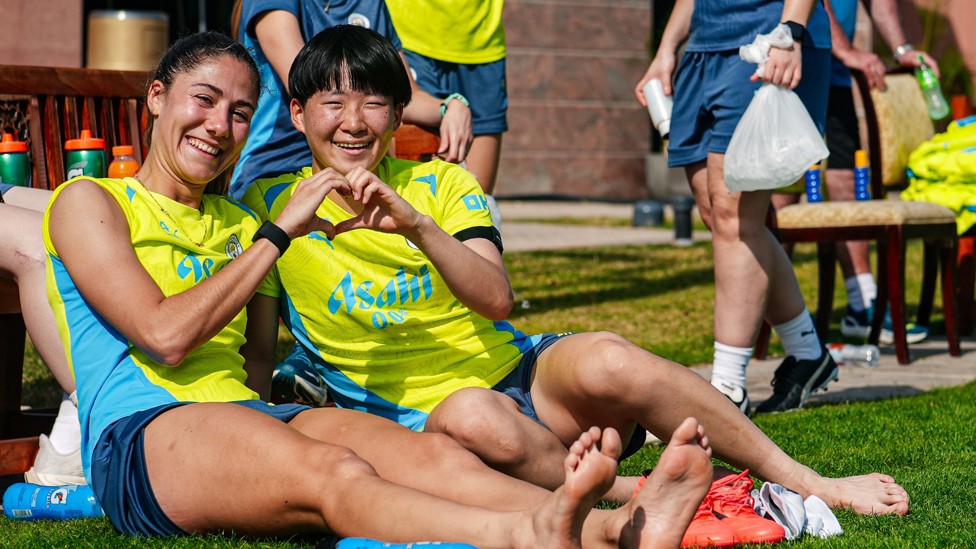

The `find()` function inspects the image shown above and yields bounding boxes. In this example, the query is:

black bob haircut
[289,25,412,108]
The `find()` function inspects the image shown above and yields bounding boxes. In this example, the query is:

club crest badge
[226,234,244,258]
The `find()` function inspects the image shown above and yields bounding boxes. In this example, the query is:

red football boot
[681,494,740,548]
[709,469,787,544]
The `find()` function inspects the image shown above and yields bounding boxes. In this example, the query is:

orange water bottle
[108,145,139,178]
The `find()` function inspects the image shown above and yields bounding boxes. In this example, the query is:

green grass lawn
[7,239,970,548]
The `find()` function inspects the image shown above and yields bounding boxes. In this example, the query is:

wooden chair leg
[941,235,962,357]
[871,238,889,345]
[886,229,910,364]
[957,235,976,335]
[917,240,938,327]
[815,242,836,339]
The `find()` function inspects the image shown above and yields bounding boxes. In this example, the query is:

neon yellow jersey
[243,158,528,429]
[387,0,506,64]
[43,176,266,479]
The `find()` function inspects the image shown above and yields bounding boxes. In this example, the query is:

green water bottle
[914,55,950,120]
[64,130,106,179]
[0,132,31,187]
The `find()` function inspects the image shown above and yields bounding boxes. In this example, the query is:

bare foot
[616,417,713,549]
[818,473,909,516]
[513,426,621,549]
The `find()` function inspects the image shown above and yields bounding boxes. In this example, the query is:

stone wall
[497,0,653,200]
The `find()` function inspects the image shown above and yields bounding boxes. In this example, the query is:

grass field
[6,238,972,548]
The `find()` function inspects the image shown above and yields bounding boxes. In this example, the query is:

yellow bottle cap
[854,149,869,168]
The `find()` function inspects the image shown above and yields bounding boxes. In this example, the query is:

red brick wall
[497,0,653,200]
[0,0,83,68]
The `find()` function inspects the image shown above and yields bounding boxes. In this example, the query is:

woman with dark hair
[43,30,714,547]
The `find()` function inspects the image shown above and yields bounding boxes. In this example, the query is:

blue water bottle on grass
[336,539,478,549]
[3,483,104,521]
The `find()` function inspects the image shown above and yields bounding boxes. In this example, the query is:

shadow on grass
[506,244,717,315]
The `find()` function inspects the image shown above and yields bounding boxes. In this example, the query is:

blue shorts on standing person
[403,50,508,135]
[667,48,831,168]
[0,183,13,195]
[90,400,309,536]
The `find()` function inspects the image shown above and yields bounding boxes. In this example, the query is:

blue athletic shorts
[491,333,647,460]
[402,50,508,135]
[0,183,13,195]
[90,400,309,536]
[668,48,831,167]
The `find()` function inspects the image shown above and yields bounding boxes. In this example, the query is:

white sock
[857,272,877,309]
[711,342,752,387]
[845,277,865,312]
[48,392,81,454]
[485,194,502,232]
[774,310,823,361]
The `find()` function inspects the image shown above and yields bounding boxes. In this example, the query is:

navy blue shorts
[668,48,831,167]
[825,85,859,170]
[403,50,508,135]
[90,400,309,536]
[491,333,647,460]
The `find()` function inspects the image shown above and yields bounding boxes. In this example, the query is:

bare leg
[2,187,53,213]
[0,202,74,392]
[293,405,715,547]
[145,402,621,547]
[465,133,502,194]
[702,153,807,342]
[528,332,909,516]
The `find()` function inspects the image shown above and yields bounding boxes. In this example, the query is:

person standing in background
[227,0,473,201]
[635,0,838,415]
[386,0,508,226]
[772,0,938,345]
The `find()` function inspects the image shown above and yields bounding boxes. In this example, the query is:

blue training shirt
[829,0,859,87]
[687,0,831,52]
[229,0,402,200]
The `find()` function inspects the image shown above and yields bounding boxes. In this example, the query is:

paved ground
[497,199,976,405]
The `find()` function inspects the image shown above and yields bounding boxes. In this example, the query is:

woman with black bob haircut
[289,23,412,110]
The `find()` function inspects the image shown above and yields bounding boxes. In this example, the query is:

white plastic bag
[724,24,829,192]
[724,84,829,192]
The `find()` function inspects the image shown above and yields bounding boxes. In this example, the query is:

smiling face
[290,77,403,176]
[145,55,258,188]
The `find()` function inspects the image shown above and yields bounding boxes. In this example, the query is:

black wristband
[253,220,291,257]
[782,20,805,43]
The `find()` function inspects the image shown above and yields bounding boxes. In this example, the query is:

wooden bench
[0,65,149,475]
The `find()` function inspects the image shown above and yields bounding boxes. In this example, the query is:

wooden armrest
[0,436,39,476]
[391,124,440,161]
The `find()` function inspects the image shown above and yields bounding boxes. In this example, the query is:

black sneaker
[754,349,839,414]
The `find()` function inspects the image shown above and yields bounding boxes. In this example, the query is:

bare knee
[575,332,670,401]
[428,389,536,466]
[309,445,379,520]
